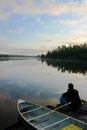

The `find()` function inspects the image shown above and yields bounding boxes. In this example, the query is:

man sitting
[60,83,81,111]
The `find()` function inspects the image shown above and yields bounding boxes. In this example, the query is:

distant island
[0,54,36,57]
[0,54,9,57]
[41,44,87,61]
[0,54,37,60]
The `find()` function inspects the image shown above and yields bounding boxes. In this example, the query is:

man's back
[66,84,81,111]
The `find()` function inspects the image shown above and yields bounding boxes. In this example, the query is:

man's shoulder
[73,89,78,93]
[74,89,78,92]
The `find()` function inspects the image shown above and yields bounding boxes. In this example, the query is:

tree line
[41,44,87,60]
[0,54,9,57]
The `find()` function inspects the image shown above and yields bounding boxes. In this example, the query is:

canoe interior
[18,99,87,130]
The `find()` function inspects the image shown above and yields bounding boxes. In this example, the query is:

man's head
[68,83,74,90]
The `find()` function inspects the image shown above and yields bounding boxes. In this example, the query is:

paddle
[51,102,71,111]
[29,102,71,122]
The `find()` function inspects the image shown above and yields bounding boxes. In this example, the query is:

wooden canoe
[17,99,87,130]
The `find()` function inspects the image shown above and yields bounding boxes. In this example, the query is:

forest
[41,44,87,60]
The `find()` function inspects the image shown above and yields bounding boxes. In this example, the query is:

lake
[0,58,87,130]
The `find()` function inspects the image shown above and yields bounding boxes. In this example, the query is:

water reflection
[0,59,87,130]
[0,80,58,104]
[0,95,17,130]
[4,121,25,130]
[41,59,87,75]
[0,79,58,130]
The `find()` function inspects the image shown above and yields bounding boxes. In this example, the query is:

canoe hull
[18,114,37,130]
[17,99,87,130]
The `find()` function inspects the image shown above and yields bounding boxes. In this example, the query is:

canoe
[17,99,87,130]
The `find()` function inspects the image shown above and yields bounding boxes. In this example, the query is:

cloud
[0,36,10,52]
[58,19,83,25]
[0,35,20,54]
[7,27,25,34]
[36,33,51,39]
[0,0,16,21]
[0,0,83,21]
[36,17,45,25]
[12,0,70,16]
[72,0,87,15]
[62,34,87,44]
[0,34,52,55]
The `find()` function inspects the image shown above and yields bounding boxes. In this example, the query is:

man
[60,83,81,111]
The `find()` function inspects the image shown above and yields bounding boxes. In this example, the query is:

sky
[0,0,87,55]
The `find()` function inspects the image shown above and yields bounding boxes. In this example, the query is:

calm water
[0,58,87,130]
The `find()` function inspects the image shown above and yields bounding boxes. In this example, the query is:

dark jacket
[65,88,81,111]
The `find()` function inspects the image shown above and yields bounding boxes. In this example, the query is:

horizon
[0,0,87,55]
